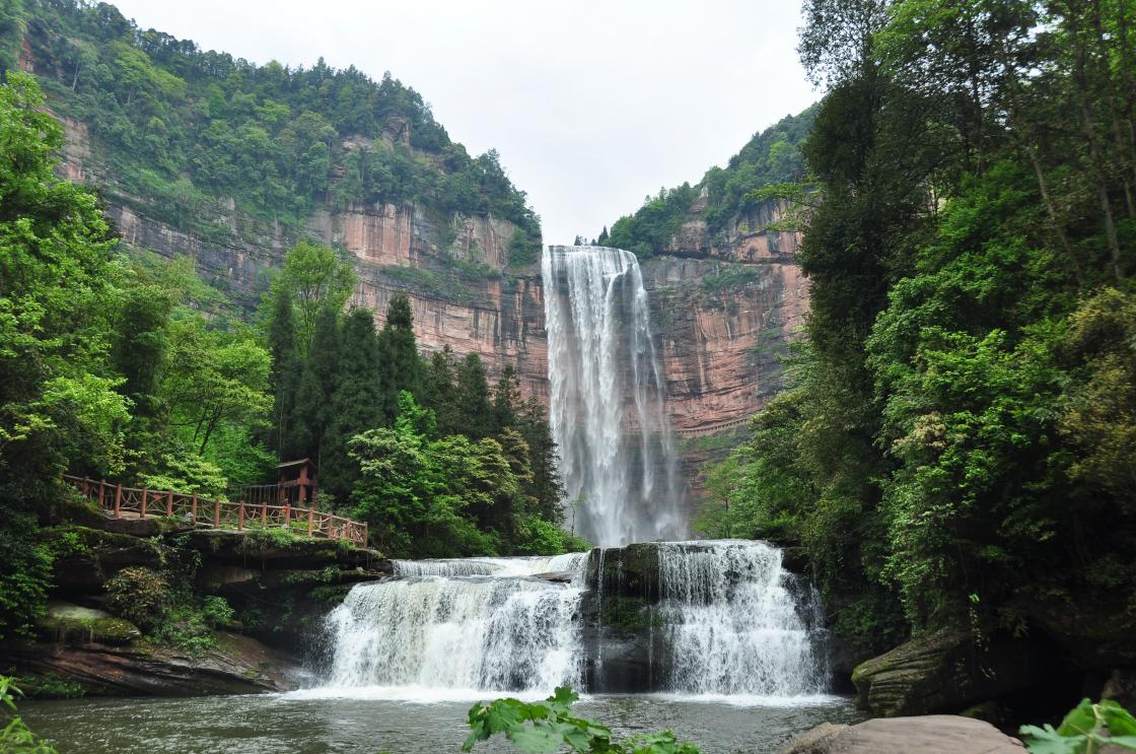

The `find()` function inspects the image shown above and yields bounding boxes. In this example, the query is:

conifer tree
[378,294,421,422]
[266,285,300,459]
[320,308,384,502]
[421,346,458,436]
[492,364,521,434]
[289,303,339,463]
[455,352,492,439]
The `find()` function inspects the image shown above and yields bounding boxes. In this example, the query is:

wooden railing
[673,415,752,438]
[63,475,368,547]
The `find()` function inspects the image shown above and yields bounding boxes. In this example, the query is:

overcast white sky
[110,0,817,245]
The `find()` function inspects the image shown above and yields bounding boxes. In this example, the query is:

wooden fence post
[98,480,106,509]
[166,490,174,517]
[238,502,245,530]
[114,483,122,518]
[191,493,197,525]
[213,499,221,528]
[140,488,148,518]
[307,507,314,537]
[283,503,291,529]
[260,501,267,525]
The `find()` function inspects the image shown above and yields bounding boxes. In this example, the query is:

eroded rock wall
[59,114,807,507]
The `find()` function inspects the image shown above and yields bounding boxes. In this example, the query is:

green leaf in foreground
[463,687,700,753]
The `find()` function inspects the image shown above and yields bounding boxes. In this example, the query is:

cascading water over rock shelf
[323,555,588,694]
[656,540,827,696]
[320,542,827,698]
[316,245,829,703]
[542,245,685,547]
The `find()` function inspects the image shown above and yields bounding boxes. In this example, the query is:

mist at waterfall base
[305,541,835,707]
[542,245,685,547]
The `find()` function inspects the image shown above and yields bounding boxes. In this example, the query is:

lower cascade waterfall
[320,542,827,698]
[542,245,685,547]
[657,540,827,696]
[323,554,588,692]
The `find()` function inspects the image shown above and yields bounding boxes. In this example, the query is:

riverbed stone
[778,715,1025,754]
[851,630,1048,716]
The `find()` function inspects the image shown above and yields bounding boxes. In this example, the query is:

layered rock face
[58,118,550,398]
[59,115,805,508]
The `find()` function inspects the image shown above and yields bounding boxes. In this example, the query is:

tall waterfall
[542,245,684,546]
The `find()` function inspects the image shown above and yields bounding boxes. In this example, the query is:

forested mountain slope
[700,0,1136,718]
[2,0,552,397]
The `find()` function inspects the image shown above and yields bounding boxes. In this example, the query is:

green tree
[266,284,300,459]
[320,308,384,502]
[455,353,493,439]
[279,240,355,353]
[378,294,421,422]
[0,74,128,637]
[289,303,340,462]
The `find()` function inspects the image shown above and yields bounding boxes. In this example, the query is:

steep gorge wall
[58,118,551,398]
[60,115,805,507]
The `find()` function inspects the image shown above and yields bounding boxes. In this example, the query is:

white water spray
[542,245,684,546]
[322,555,588,694]
[657,540,827,696]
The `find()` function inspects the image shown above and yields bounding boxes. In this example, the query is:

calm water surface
[23,691,861,754]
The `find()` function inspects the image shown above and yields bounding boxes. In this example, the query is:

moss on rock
[38,602,141,645]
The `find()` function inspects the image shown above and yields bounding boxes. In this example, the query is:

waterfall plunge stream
[315,246,828,703]
[542,245,684,547]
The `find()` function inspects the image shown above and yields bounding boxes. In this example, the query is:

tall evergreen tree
[378,294,421,422]
[266,285,300,460]
[455,353,492,439]
[492,364,521,434]
[517,398,564,522]
[320,308,384,503]
[289,303,339,463]
[421,345,458,436]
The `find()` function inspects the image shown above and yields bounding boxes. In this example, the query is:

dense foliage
[262,249,577,557]
[0,73,574,639]
[0,0,541,257]
[464,687,700,754]
[700,0,1136,656]
[602,107,816,257]
[0,676,57,754]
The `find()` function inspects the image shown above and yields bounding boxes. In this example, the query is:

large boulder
[852,630,1048,716]
[7,632,296,696]
[778,715,1024,754]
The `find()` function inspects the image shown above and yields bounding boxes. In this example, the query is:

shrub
[0,675,58,754]
[201,596,235,628]
[104,567,170,630]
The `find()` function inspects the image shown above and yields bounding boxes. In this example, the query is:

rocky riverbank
[2,500,390,698]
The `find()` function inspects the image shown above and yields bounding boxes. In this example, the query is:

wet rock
[7,632,296,696]
[852,630,1049,717]
[38,602,141,646]
[778,715,1024,754]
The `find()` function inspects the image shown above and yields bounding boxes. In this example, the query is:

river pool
[23,690,860,754]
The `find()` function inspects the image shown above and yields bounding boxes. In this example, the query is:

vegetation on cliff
[0,73,573,640]
[600,106,816,257]
[0,0,541,258]
[701,0,1136,666]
